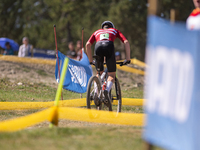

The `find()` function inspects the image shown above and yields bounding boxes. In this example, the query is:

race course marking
[0,98,144,110]
[0,55,145,75]
[0,106,144,132]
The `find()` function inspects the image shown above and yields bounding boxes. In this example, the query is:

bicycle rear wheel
[110,77,122,112]
[86,76,101,110]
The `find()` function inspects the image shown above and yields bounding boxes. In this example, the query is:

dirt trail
[0,60,144,90]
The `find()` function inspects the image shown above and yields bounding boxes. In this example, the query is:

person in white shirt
[186,0,200,30]
[18,37,33,57]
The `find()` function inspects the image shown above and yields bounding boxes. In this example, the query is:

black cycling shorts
[94,41,116,72]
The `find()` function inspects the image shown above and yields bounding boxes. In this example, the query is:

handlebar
[116,60,131,66]
[90,60,130,66]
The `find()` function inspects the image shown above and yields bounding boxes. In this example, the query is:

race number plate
[100,33,109,40]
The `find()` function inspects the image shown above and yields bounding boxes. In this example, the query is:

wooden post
[148,0,158,15]
[170,9,176,23]
[145,0,158,149]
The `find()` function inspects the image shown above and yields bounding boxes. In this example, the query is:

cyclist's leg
[94,42,104,93]
[94,41,105,74]
[107,72,116,90]
[104,41,116,98]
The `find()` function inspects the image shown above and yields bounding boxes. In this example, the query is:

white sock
[94,82,98,94]
[106,81,113,92]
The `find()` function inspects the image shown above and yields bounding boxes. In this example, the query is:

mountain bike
[86,55,129,112]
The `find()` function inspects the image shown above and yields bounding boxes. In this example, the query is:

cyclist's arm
[124,40,131,61]
[116,29,131,61]
[86,41,93,63]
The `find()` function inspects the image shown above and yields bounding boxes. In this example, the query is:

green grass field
[0,78,162,150]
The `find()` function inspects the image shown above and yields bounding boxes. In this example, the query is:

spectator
[18,37,33,57]
[193,0,200,8]
[76,40,82,60]
[186,0,200,30]
[3,42,14,55]
[115,51,121,61]
[66,41,77,59]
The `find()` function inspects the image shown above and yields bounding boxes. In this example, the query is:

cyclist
[86,21,131,101]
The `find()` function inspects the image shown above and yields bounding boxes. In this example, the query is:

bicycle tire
[111,77,122,112]
[86,76,101,110]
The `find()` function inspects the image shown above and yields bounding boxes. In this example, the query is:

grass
[0,78,158,150]
[0,78,82,102]
[36,69,48,76]
[123,86,144,98]
[0,127,144,150]
[22,68,31,72]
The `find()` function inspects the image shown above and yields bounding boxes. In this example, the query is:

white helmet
[101,21,115,29]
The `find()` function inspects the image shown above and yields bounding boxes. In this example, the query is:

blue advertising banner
[144,16,200,150]
[55,51,93,93]
[30,49,56,59]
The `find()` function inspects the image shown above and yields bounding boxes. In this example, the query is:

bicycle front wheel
[86,76,101,110]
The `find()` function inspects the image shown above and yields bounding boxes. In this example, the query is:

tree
[108,0,147,60]
[0,0,24,43]
[0,0,195,60]
[158,0,194,21]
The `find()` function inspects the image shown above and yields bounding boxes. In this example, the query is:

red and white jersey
[88,28,127,44]
[186,8,200,30]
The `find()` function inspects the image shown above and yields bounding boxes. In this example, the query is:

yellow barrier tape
[0,106,144,132]
[119,98,144,106]
[0,101,54,110]
[114,63,145,75]
[49,106,59,126]
[59,107,144,126]
[92,64,145,75]
[0,107,54,132]
[116,64,145,75]
[0,98,143,110]
[0,55,146,67]
[131,58,146,67]
[0,55,56,65]
[117,58,146,68]
[0,55,145,75]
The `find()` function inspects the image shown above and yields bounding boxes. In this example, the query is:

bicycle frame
[86,55,128,112]
[96,68,108,100]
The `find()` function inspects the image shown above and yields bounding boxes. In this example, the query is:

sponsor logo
[145,46,194,123]
[69,64,87,87]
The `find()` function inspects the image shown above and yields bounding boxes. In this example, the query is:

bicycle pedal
[94,93,100,106]
[103,99,108,104]
[103,99,111,108]
[95,99,100,106]
[90,94,94,100]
